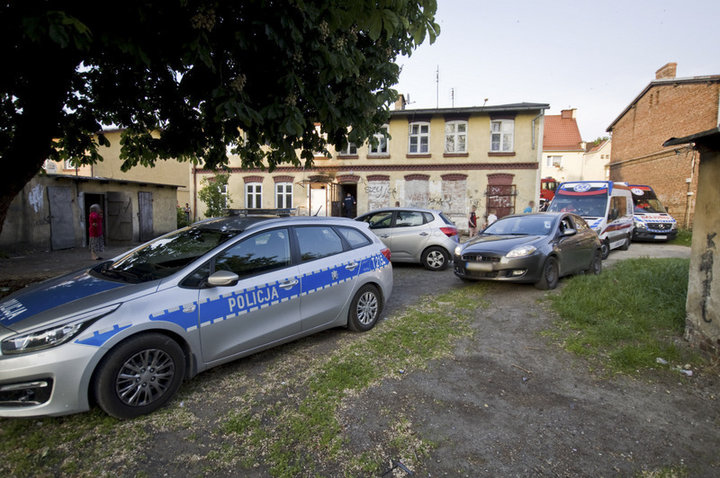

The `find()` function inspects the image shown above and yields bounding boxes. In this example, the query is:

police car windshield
[93,227,240,283]
[484,216,554,236]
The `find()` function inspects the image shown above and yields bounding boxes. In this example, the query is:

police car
[0,216,392,419]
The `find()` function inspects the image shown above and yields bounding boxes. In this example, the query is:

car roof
[360,207,442,214]
[192,215,358,233]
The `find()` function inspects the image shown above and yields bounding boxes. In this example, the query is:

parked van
[547,181,633,259]
[629,185,678,241]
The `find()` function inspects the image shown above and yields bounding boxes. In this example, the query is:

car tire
[421,246,449,271]
[587,249,602,275]
[600,239,610,260]
[619,234,631,251]
[347,284,382,332]
[535,256,559,290]
[93,333,186,419]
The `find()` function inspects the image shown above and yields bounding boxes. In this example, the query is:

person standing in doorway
[468,205,478,236]
[89,204,104,260]
[343,192,356,217]
[184,203,191,223]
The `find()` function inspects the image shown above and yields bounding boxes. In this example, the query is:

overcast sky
[394,0,720,141]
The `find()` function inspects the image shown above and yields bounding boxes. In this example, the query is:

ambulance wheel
[619,234,631,251]
[600,239,610,260]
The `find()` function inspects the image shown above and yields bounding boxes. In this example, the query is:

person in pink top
[89,204,104,260]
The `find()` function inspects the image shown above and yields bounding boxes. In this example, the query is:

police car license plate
[654,235,667,240]
[466,261,492,272]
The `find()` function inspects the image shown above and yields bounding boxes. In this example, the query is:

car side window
[361,211,393,229]
[214,229,291,278]
[395,211,425,227]
[336,226,372,249]
[295,226,345,262]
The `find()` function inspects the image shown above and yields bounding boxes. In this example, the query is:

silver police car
[0,216,392,419]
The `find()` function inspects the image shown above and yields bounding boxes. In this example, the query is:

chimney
[560,108,576,119]
[655,62,677,80]
[394,94,406,111]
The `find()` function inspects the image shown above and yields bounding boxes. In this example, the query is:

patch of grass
[221,287,484,477]
[668,228,692,247]
[547,258,701,374]
[637,464,689,477]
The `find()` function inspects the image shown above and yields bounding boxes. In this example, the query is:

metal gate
[138,191,154,242]
[47,186,75,250]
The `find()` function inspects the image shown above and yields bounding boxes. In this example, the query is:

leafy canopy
[1,1,439,174]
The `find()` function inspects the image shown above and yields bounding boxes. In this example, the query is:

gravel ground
[2,241,718,476]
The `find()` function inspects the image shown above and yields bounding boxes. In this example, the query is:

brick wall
[610,80,719,228]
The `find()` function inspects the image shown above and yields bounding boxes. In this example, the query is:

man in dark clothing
[343,192,356,217]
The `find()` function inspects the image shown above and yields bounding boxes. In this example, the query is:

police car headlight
[1,304,119,355]
[506,245,537,258]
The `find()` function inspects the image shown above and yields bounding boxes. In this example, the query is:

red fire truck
[539,177,558,210]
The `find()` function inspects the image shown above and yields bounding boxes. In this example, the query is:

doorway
[338,183,358,217]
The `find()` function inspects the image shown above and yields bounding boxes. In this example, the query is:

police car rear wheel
[94,333,186,419]
[348,285,382,332]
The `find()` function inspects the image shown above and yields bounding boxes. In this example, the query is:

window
[295,226,344,262]
[490,119,514,152]
[547,155,562,167]
[408,122,430,154]
[276,183,293,209]
[359,211,393,229]
[336,226,372,249]
[445,121,467,153]
[214,229,291,278]
[64,159,77,170]
[369,125,389,155]
[338,143,358,155]
[246,183,262,209]
[394,211,426,227]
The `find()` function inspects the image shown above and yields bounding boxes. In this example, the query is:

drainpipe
[193,164,198,222]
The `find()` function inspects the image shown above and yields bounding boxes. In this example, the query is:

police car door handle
[379,234,390,238]
[345,262,359,271]
[279,279,299,289]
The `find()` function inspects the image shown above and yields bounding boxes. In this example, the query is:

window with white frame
[408,122,430,154]
[276,182,293,208]
[490,119,514,152]
[369,125,389,155]
[445,121,468,153]
[338,142,358,155]
[546,155,562,168]
[64,159,77,170]
[246,183,262,209]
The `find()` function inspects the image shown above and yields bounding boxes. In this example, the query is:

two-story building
[541,109,586,182]
[192,100,549,231]
[607,62,720,227]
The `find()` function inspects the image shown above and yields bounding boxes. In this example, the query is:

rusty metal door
[106,192,133,242]
[47,186,75,250]
[138,191,154,242]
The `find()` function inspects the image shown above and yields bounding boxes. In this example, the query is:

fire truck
[539,177,558,210]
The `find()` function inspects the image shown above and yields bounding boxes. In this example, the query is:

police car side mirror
[208,270,240,287]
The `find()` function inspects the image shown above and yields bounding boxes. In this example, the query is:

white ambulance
[547,181,634,259]
[629,185,678,241]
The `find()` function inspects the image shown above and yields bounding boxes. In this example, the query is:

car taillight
[440,226,458,237]
[381,248,391,261]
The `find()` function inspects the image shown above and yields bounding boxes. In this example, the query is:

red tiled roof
[543,114,583,151]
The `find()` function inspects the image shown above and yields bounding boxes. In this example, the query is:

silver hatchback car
[355,207,459,271]
[0,216,392,418]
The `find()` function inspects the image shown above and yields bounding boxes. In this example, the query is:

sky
[394,0,720,141]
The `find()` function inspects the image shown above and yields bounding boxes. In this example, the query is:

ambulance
[629,185,678,241]
[547,181,634,259]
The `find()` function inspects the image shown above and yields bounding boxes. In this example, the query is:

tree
[0,1,439,236]
[198,172,231,218]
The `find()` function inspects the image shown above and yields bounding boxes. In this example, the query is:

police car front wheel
[93,333,186,419]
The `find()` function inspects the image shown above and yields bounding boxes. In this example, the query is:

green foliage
[548,258,701,374]
[176,206,190,229]
[198,172,231,218]
[669,228,692,247]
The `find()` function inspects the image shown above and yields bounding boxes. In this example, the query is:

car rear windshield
[484,216,555,236]
[92,227,240,283]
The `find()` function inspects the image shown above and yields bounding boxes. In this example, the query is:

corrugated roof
[543,114,583,151]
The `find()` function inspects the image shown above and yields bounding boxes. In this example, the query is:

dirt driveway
[1,242,718,476]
